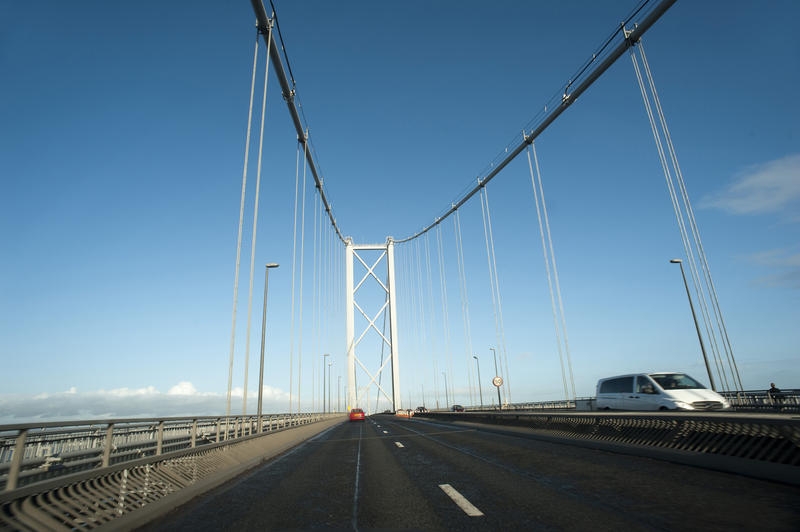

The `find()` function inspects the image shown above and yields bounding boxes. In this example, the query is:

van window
[636,377,658,394]
[599,377,633,394]
[649,373,705,390]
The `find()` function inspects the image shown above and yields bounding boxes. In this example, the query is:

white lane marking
[394,441,404,448]
[439,484,484,517]
[382,430,388,434]
[352,424,363,529]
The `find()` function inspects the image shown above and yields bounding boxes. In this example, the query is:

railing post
[102,423,115,467]
[216,419,221,443]
[6,429,28,491]
[191,419,197,449]
[156,421,164,456]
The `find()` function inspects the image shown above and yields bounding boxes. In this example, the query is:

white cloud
[0,382,294,423]
[168,381,198,396]
[701,153,800,218]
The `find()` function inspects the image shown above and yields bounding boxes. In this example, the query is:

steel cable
[526,141,569,401]
[227,31,261,434]
[243,26,273,415]
[454,211,476,406]
[629,48,731,391]
[637,42,742,391]
[484,187,513,403]
[297,134,309,413]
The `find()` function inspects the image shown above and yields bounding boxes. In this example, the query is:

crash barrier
[0,413,332,492]
[418,411,800,485]
[0,414,344,530]
[434,389,800,414]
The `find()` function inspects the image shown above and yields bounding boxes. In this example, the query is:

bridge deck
[146,415,800,531]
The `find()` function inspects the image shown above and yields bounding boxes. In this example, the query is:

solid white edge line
[394,441,404,448]
[438,484,484,517]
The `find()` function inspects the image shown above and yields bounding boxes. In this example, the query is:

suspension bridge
[2,0,799,529]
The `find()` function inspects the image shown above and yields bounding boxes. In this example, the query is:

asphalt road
[146,415,800,531]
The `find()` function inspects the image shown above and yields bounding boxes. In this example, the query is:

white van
[595,372,730,411]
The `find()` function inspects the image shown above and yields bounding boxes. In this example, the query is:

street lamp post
[490,347,502,409]
[328,362,332,415]
[337,375,341,412]
[322,353,330,412]
[670,259,716,391]
[473,355,484,407]
[442,372,449,408]
[257,263,279,433]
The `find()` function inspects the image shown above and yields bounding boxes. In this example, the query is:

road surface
[146,414,800,531]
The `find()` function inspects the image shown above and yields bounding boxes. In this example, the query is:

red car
[349,408,365,421]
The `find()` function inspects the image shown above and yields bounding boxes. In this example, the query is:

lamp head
[669,259,682,264]
[266,263,279,268]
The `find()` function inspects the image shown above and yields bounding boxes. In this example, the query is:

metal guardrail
[0,414,343,531]
[721,389,800,412]
[419,410,800,484]
[0,413,329,493]
[427,390,800,414]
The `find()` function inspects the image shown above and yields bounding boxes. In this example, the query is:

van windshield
[649,373,705,390]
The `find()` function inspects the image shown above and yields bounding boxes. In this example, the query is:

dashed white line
[394,441,404,448]
[439,484,484,517]
[382,430,388,434]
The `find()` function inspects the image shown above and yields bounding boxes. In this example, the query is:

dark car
[415,406,428,414]
[451,405,464,412]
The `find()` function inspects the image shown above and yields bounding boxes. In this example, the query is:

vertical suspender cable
[531,142,576,400]
[526,142,569,401]
[288,140,302,412]
[415,238,429,401]
[297,133,309,413]
[479,188,504,402]
[637,41,742,391]
[629,48,732,391]
[227,31,260,433]
[483,187,513,403]
[243,24,273,415]
[454,211,475,406]
[436,225,455,409]
[423,233,441,408]
[311,194,319,411]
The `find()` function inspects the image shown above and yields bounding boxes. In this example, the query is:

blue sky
[1,1,798,420]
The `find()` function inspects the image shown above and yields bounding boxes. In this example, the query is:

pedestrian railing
[0,413,326,492]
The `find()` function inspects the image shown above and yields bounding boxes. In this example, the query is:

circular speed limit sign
[492,376,503,387]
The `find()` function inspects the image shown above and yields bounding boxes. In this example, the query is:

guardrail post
[102,423,115,467]
[156,421,164,456]
[191,419,197,448]
[6,429,28,491]
[216,419,221,443]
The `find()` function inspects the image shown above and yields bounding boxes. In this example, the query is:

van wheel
[602,407,611,411]
[659,406,669,411]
